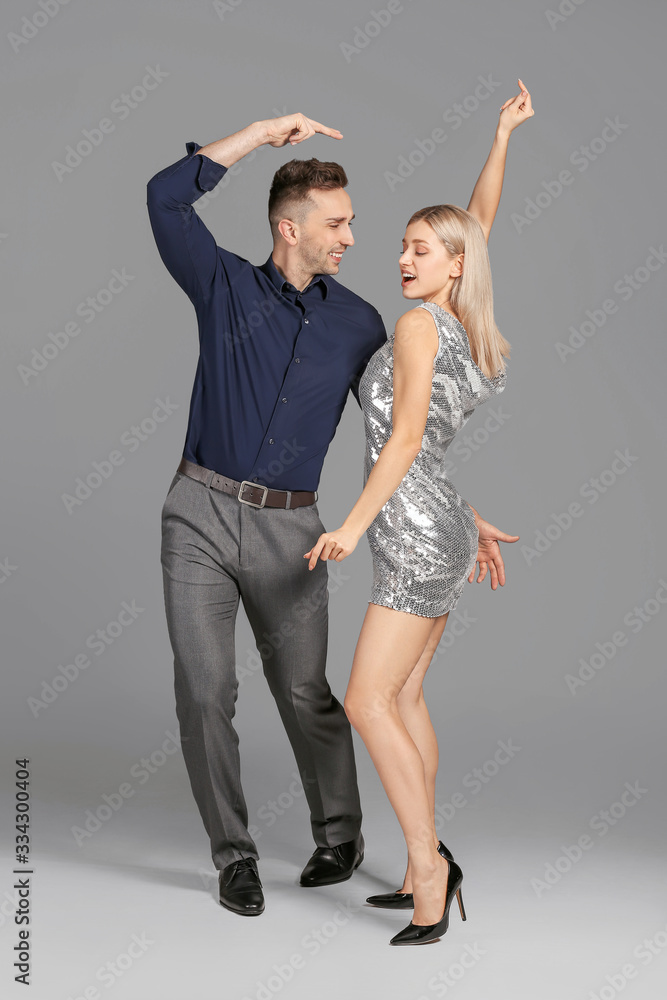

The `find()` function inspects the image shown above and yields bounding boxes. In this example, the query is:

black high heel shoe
[365,841,455,910]
[389,854,466,946]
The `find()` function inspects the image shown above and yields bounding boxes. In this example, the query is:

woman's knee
[397,675,426,711]
[343,690,361,730]
[344,686,376,731]
[345,685,398,732]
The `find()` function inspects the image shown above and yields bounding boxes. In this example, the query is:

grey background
[2,0,666,997]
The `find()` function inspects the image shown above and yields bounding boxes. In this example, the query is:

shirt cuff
[185,141,228,192]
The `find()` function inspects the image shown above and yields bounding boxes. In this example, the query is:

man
[146,97,530,917]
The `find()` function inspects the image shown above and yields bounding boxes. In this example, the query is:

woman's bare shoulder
[394,305,436,334]
[396,304,430,323]
[393,306,438,357]
[394,306,438,338]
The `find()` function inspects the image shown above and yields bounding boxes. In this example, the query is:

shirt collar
[260,254,330,300]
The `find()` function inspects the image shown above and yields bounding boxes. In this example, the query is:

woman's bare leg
[394,613,449,893]
[344,603,450,925]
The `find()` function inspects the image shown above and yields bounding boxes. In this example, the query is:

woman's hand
[468,516,520,589]
[497,78,535,136]
[304,528,359,570]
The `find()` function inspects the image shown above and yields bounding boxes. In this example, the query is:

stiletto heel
[389,855,464,946]
[366,840,455,909]
[456,886,466,921]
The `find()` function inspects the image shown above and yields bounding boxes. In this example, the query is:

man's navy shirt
[146,141,387,491]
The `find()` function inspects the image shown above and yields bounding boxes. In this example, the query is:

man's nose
[343,227,355,247]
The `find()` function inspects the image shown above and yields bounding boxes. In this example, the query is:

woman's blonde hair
[407,204,510,379]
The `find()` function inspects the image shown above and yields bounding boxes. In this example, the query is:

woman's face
[399,220,459,300]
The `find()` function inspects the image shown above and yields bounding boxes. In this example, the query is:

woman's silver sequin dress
[358,301,507,618]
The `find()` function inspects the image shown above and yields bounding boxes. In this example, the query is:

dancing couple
[147,81,532,946]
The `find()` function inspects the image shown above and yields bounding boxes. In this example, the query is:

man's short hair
[268,158,348,240]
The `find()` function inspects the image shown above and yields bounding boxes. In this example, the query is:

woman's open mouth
[401,271,417,287]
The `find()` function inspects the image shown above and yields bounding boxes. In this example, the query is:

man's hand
[468,516,520,589]
[304,527,359,569]
[497,78,535,136]
[195,114,343,168]
[259,113,343,148]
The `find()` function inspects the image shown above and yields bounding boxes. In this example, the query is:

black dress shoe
[365,841,455,908]
[299,834,365,887]
[218,857,264,916]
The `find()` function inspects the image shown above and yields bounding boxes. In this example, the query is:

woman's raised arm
[466,78,535,243]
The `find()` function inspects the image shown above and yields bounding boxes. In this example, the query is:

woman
[304,85,533,946]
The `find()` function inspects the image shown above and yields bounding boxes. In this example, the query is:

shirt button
[268,438,275,444]
[253,477,259,482]
[281,397,288,403]
[304,318,310,324]
[294,358,300,363]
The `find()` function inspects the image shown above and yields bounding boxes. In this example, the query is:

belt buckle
[238,480,268,508]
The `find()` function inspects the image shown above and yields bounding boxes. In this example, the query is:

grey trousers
[160,469,363,870]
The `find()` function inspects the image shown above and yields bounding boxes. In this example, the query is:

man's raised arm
[146,122,264,303]
[465,78,535,244]
[146,115,343,302]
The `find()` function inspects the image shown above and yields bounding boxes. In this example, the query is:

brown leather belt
[177,458,317,509]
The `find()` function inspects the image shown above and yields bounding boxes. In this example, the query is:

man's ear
[277,218,298,246]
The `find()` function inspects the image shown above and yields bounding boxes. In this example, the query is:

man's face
[294,188,355,276]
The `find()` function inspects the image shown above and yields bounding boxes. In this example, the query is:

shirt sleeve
[350,312,388,408]
[146,141,245,303]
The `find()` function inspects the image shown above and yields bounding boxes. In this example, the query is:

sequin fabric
[358,300,507,617]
